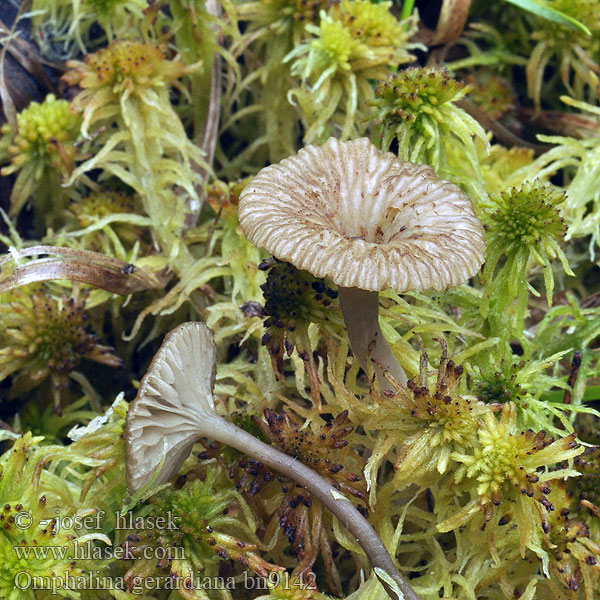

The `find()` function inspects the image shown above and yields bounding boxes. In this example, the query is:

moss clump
[0,287,122,407]
[0,94,81,219]
[2,2,600,599]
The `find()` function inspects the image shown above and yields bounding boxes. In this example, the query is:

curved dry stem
[186,0,222,231]
[431,0,471,44]
[339,287,408,392]
[212,417,420,600]
[0,245,165,295]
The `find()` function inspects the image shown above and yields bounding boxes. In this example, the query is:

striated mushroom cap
[238,137,485,292]
[125,322,218,494]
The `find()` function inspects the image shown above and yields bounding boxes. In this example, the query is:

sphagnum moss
[370,67,488,205]
[0,434,110,600]
[0,286,122,408]
[526,0,600,108]
[286,0,418,143]
[0,94,81,221]
[482,181,574,336]
[122,469,282,594]
[259,259,341,408]
[2,3,600,600]
[63,40,205,268]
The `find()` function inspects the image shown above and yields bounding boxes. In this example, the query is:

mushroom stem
[339,287,408,391]
[211,417,421,600]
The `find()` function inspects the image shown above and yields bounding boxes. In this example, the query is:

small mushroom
[238,137,485,391]
[125,321,421,600]
[125,321,220,492]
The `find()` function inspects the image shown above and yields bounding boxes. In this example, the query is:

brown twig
[0,245,166,295]
[457,98,552,154]
[186,0,222,231]
[414,0,472,46]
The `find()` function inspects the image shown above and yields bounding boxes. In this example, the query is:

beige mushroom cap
[125,322,218,494]
[238,137,485,292]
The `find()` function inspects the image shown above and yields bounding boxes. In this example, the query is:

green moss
[2,2,600,599]
[482,181,574,335]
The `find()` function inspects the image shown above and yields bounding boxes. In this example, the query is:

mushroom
[237,137,485,391]
[125,321,421,600]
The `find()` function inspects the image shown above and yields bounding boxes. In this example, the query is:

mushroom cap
[125,322,218,494]
[238,137,485,292]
